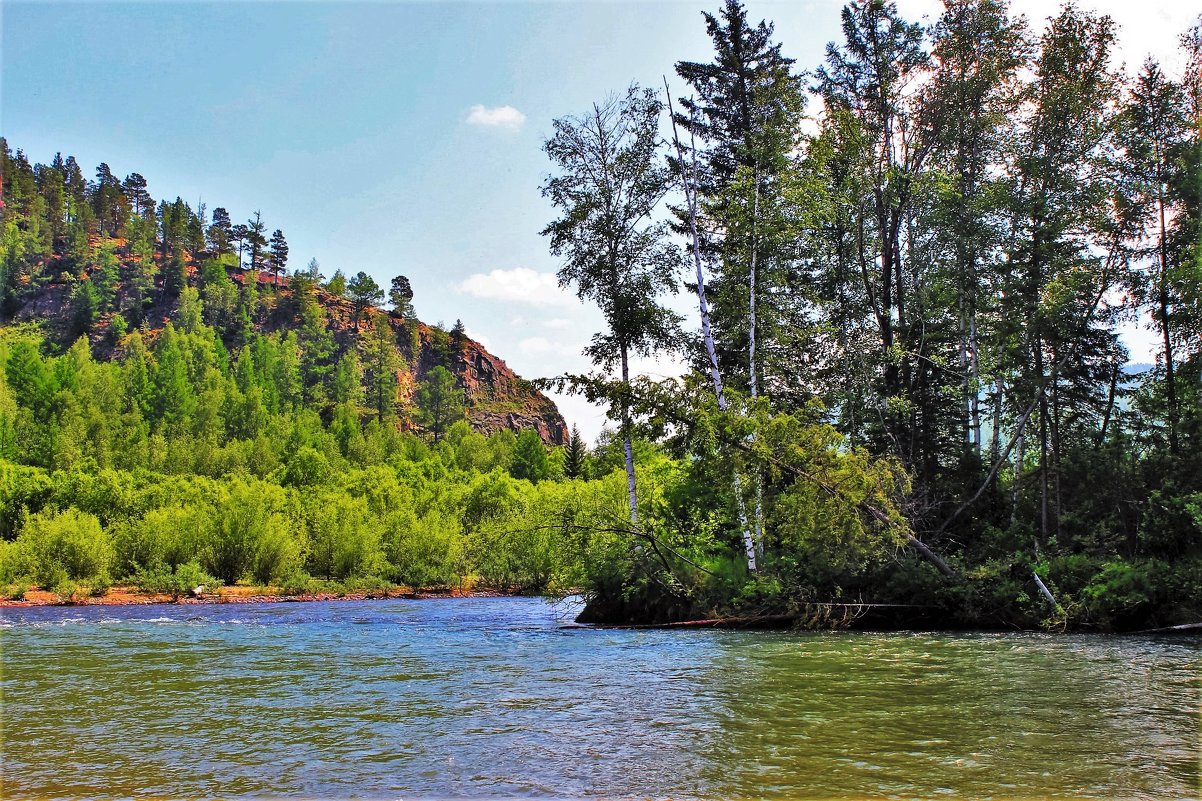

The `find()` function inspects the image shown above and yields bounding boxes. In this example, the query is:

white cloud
[519,336,582,357]
[463,327,492,351]
[455,267,578,308]
[543,318,572,329]
[465,104,526,131]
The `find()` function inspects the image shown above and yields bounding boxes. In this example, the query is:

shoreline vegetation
[2,1,1201,634]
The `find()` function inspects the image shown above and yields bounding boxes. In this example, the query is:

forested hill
[0,141,567,446]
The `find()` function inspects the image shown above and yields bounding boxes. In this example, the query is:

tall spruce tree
[675,0,804,396]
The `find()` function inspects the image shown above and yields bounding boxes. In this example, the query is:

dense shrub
[12,508,112,587]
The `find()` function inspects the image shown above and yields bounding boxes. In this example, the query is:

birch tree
[541,85,680,526]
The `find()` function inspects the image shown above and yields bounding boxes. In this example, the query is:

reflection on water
[1,598,1198,799]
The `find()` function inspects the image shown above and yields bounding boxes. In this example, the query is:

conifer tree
[244,211,268,271]
[675,0,804,394]
[389,275,415,317]
[267,229,288,287]
[347,271,383,329]
[362,314,401,423]
[207,207,233,256]
[123,173,151,218]
[415,365,464,442]
[563,424,587,480]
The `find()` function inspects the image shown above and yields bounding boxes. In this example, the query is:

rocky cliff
[6,248,568,446]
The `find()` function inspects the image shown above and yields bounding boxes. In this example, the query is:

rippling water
[1,597,1198,799]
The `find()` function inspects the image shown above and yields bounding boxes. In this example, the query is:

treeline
[0,416,638,602]
[537,0,1202,628]
[0,137,512,433]
[0,146,294,318]
[0,317,612,598]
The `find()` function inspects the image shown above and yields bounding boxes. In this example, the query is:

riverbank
[0,584,514,608]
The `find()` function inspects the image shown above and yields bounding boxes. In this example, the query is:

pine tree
[389,274,415,317]
[362,314,401,423]
[347,271,383,329]
[230,223,248,267]
[675,0,804,394]
[267,229,288,287]
[207,207,233,256]
[123,173,151,218]
[415,365,464,442]
[450,319,468,353]
[244,211,268,271]
[1118,58,1192,454]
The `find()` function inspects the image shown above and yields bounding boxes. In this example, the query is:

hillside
[3,237,567,446]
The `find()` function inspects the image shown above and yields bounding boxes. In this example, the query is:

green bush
[277,570,318,595]
[0,460,52,540]
[1081,560,1163,628]
[384,508,458,588]
[201,479,289,583]
[133,560,220,596]
[252,516,303,585]
[112,503,211,577]
[15,508,113,586]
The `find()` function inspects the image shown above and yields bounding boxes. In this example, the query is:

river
[1,597,1197,799]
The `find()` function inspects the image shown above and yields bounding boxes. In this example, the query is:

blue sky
[2,0,1194,441]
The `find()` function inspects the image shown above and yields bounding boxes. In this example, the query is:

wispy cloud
[455,267,577,308]
[519,336,582,357]
[465,104,526,131]
[464,326,492,351]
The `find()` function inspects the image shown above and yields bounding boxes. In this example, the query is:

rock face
[8,255,569,446]
[444,336,568,446]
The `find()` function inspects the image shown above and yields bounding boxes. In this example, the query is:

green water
[1,597,1198,799]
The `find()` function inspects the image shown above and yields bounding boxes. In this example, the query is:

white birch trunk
[666,82,756,571]
[748,171,765,563]
[1032,571,1057,613]
[621,344,638,527]
[969,312,981,452]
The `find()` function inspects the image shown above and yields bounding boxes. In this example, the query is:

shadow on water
[1,598,1198,799]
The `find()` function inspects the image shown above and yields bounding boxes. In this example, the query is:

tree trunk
[970,312,981,451]
[748,170,765,562]
[1098,358,1119,447]
[620,343,638,527]
[1011,417,1026,528]
[1155,149,1179,455]
[666,85,756,571]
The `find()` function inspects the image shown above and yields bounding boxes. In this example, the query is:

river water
[1,597,1197,799]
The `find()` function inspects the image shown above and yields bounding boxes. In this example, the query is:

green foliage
[563,424,587,480]
[0,460,52,539]
[510,429,551,483]
[12,508,112,587]
[132,561,220,596]
[383,507,458,588]
[346,271,383,327]
[304,493,382,581]
[201,480,290,584]
[415,365,464,442]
